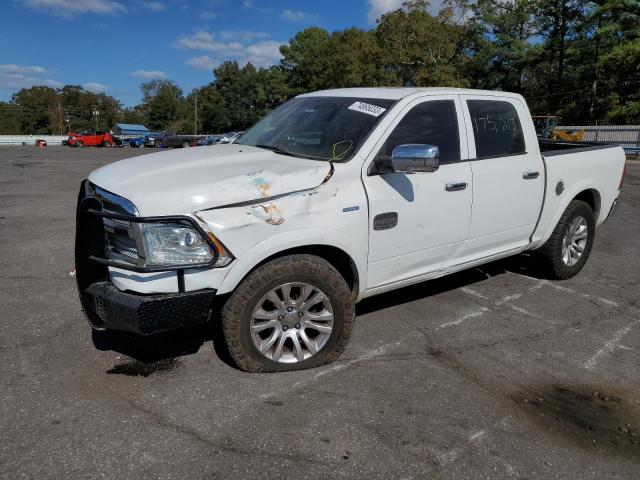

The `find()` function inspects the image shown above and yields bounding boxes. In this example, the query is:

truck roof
[300,87,524,101]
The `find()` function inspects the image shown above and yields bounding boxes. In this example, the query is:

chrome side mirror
[391,144,440,173]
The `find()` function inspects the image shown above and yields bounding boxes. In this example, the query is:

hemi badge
[342,206,360,212]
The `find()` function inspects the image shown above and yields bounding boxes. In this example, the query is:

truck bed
[538,138,619,156]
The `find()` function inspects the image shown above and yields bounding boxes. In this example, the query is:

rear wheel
[538,199,595,279]
[182,141,191,148]
[221,254,355,372]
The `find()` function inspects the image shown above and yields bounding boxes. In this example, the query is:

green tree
[140,79,187,131]
[280,27,333,92]
[11,86,58,134]
[375,0,471,87]
[468,0,538,92]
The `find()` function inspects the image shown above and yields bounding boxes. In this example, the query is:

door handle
[523,171,540,179]
[445,182,468,192]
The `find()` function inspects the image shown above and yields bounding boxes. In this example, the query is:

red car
[66,131,115,147]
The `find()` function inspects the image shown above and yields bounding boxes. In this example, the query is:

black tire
[75,141,84,148]
[221,254,355,373]
[182,141,191,148]
[538,199,595,280]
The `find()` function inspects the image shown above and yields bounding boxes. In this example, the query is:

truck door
[362,95,472,290]
[460,96,544,261]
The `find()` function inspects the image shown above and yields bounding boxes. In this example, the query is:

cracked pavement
[1,147,639,479]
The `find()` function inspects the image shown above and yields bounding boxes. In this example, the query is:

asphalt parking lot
[1,146,639,479]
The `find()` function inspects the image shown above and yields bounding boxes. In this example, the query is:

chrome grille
[93,185,140,264]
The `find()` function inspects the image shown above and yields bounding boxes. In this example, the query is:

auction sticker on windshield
[348,102,387,117]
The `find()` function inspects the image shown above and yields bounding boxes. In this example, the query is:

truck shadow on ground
[94,253,551,370]
[356,253,549,315]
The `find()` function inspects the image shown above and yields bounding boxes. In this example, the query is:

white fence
[0,135,68,146]
[557,125,640,149]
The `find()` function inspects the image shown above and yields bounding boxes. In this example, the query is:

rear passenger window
[380,100,460,163]
[467,100,525,158]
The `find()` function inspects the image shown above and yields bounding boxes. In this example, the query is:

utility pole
[92,106,100,132]
[58,99,63,135]
[65,112,70,133]
[194,93,198,135]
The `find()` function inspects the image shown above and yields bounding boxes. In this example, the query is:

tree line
[1,0,638,135]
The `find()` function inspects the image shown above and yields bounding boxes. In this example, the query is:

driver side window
[379,100,460,163]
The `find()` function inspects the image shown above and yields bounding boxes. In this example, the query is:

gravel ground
[1,146,639,479]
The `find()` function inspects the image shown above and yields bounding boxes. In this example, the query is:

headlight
[141,224,214,266]
[140,222,233,268]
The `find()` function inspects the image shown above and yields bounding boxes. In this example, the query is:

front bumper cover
[82,281,216,335]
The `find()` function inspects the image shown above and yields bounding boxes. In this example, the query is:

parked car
[216,131,244,144]
[197,135,223,146]
[144,131,172,148]
[76,87,625,373]
[67,131,116,148]
[161,134,208,148]
[126,137,145,148]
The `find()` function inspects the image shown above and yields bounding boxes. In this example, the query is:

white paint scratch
[461,287,489,299]
[597,297,619,307]
[528,280,547,292]
[508,305,543,319]
[436,448,463,465]
[496,293,522,305]
[469,430,486,441]
[259,338,408,401]
[438,308,490,329]
[584,319,640,369]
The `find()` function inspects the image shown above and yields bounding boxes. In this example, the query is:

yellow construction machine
[532,115,584,141]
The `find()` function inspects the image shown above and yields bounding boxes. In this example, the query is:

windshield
[237,96,395,161]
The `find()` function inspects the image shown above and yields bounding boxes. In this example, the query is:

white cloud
[186,55,219,71]
[83,82,108,92]
[140,1,165,11]
[0,73,62,92]
[367,0,403,23]
[0,64,46,75]
[130,69,167,79]
[280,9,313,22]
[21,0,126,17]
[200,11,216,20]
[0,64,62,92]
[242,0,253,9]
[219,30,269,42]
[366,0,444,23]
[244,40,284,66]
[175,31,283,70]
[174,31,243,53]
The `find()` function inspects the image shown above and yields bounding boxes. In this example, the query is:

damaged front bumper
[81,281,216,335]
[75,180,219,335]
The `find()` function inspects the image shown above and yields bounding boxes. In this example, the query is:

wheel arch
[217,240,364,301]
[533,184,603,249]
[574,188,601,221]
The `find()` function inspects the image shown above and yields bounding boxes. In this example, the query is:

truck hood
[88,144,331,216]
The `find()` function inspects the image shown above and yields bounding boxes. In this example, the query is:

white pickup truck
[75,88,626,372]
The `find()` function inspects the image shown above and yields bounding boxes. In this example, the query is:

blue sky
[0,0,416,106]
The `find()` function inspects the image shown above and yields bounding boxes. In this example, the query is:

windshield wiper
[254,144,297,157]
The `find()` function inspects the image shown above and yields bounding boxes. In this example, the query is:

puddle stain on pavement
[515,384,640,460]
[106,358,180,377]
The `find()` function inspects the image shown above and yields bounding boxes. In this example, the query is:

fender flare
[216,227,367,298]
[534,181,602,248]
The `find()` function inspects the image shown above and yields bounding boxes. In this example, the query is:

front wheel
[182,141,191,148]
[221,255,355,372]
[538,199,595,279]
